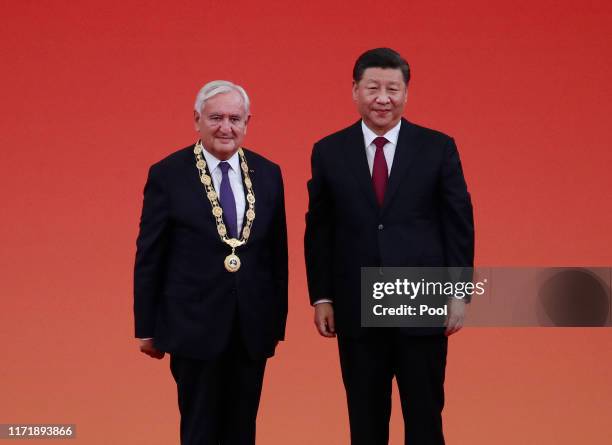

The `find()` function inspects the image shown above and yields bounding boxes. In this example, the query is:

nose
[219,117,232,133]
[376,94,390,104]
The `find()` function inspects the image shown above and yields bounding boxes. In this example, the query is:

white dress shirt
[201,147,246,233]
[361,119,401,176]
[313,120,402,306]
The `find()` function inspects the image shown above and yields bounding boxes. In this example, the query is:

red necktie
[372,136,389,206]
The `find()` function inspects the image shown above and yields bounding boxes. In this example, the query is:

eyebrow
[206,113,243,118]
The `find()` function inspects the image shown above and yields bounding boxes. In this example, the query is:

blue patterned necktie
[218,161,238,238]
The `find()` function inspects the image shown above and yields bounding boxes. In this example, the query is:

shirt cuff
[313,299,333,306]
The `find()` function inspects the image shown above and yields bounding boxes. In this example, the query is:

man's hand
[138,338,165,359]
[445,298,467,336]
[314,303,336,337]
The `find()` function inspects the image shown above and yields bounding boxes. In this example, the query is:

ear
[243,114,252,134]
[193,110,200,131]
[352,80,358,102]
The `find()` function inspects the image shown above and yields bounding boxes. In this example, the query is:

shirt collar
[200,146,241,174]
[361,119,402,148]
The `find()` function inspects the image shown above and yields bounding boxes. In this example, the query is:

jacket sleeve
[271,164,289,340]
[133,164,170,338]
[439,137,475,296]
[304,143,335,305]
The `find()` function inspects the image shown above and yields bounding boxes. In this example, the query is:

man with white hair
[134,80,288,445]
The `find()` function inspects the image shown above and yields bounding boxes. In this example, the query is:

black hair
[353,47,410,85]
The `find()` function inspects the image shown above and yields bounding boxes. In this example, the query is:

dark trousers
[338,330,448,445]
[170,325,267,445]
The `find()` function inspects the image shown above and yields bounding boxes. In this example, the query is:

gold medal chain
[193,140,256,271]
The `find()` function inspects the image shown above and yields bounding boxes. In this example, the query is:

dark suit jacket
[304,118,474,337]
[134,145,288,360]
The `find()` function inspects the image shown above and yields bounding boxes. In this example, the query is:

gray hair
[194,80,250,115]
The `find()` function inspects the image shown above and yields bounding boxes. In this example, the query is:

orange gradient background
[1,1,611,444]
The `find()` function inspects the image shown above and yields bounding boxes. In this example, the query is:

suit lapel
[382,119,419,214]
[240,149,265,241]
[182,146,226,235]
[341,121,379,212]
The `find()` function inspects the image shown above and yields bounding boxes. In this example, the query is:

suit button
[378,224,384,230]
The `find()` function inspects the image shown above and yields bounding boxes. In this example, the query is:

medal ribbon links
[193,140,256,272]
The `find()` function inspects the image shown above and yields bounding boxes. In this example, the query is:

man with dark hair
[305,48,474,444]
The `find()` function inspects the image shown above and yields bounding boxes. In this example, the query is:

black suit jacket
[134,145,288,360]
[304,119,474,337]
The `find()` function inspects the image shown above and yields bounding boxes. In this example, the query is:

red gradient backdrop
[1,1,611,443]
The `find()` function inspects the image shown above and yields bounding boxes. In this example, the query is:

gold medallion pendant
[224,253,241,272]
[193,141,255,273]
